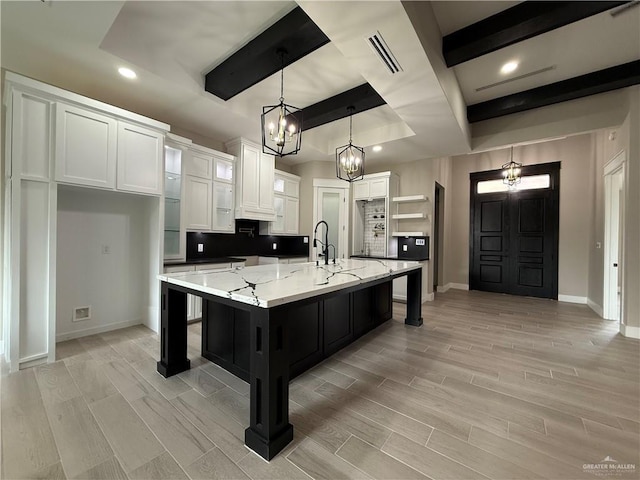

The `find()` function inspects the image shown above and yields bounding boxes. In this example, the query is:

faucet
[313,220,330,265]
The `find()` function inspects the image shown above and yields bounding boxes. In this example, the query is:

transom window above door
[477,174,551,194]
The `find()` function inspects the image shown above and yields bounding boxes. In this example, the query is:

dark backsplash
[186,220,309,259]
[397,236,429,260]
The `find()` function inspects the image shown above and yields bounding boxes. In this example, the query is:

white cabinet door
[213,156,234,183]
[284,197,299,234]
[369,178,388,198]
[240,143,260,209]
[185,150,213,179]
[353,181,370,200]
[212,182,234,232]
[272,195,285,233]
[55,103,117,189]
[285,178,299,198]
[184,175,212,230]
[258,153,275,212]
[117,122,163,195]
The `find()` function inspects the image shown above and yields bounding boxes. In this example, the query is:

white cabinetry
[261,169,300,235]
[225,138,276,221]
[55,103,164,195]
[184,145,235,233]
[352,171,398,257]
[117,122,164,195]
[55,103,117,189]
[164,134,191,261]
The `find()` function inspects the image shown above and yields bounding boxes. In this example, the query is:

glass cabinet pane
[213,183,233,230]
[273,195,285,232]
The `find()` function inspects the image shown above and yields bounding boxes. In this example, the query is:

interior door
[315,187,348,260]
[470,162,559,299]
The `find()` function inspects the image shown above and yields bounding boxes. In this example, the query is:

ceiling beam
[299,83,386,131]
[443,1,628,67]
[205,6,329,100]
[467,60,640,123]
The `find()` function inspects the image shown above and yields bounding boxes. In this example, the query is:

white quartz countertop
[158,258,421,308]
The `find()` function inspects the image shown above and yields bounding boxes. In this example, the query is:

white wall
[56,186,150,340]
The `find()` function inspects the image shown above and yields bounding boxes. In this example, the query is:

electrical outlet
[272,243,277,250]
[416,239,425,246]
[596,242,602,249]
[403,245,408,252]
[303,237,309,244]
[198,243,204,252]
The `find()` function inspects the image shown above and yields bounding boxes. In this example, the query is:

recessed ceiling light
[118,67,137,79]
[500,61,518,74]
[372,145,382,152]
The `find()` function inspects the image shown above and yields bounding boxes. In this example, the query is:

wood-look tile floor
[2,290,639,480]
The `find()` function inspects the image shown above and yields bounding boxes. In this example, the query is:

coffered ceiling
[1,1,638,167]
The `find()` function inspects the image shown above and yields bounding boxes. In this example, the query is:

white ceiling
[2,1,638,167]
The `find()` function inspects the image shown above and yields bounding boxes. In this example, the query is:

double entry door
[470,162,560,299]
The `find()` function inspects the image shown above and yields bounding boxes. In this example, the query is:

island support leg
[157,282,191,377]
[245,309,293,460]
[405,269,424,326]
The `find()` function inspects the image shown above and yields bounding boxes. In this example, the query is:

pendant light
[261,49,302,157]
[502,146,522,187]
[336,106,365,182]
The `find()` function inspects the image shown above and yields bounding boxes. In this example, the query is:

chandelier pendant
[261,49,302,157]
[336,106,365,182]
[502,146,522,188]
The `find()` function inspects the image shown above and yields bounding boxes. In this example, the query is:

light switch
[198,243,204,252]
[303,237,309,244]
[403,245,408,252]
[272,243,277,250]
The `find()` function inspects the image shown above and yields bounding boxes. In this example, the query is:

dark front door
[470,162,560,299]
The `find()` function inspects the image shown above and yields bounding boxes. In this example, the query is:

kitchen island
[157,258,423,460]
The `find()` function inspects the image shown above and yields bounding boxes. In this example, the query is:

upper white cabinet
[261,169,300,235]
[55,103,117,189]
[117,122,164,195]
[164,133,191,261]
[353,175,389,200]
[54,102,165,196]
[183,144,236,233]
[225,138,275,221]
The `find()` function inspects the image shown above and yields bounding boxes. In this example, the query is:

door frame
[433,182,445,291]
[312,179,350,260]
[603,151,625,322]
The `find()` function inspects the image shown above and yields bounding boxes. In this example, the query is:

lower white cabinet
[258,256,308,265]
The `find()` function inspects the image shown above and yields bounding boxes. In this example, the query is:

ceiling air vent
[366,31,403,75]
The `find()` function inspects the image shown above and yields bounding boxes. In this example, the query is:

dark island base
[158,268,422,460]
[201,281,394,384]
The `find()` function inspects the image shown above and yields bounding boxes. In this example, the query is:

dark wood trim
[443,1,627,67]
[204,6,329,100]
[467,61,640,123]
[299,83,386,131]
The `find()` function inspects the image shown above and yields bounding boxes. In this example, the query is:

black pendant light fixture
[336,106,365,182]
[261,49,302,157]
[502,146,522,187]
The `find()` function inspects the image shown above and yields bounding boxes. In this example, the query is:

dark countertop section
[351,254,429,262]
[164,257,246,267]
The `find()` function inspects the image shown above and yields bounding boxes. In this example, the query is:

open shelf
[392,231,426,237]
[392,213,426,220]
[392,195,427,203]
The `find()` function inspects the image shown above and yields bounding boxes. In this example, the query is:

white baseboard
[437,283,469,292]
[436,284,450,293]
[56,319,142,342]
[587,299,603,317]
[620,324,640,339]
[558,294,587,304]
[393,292,435,303]
[19,352,48,370]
